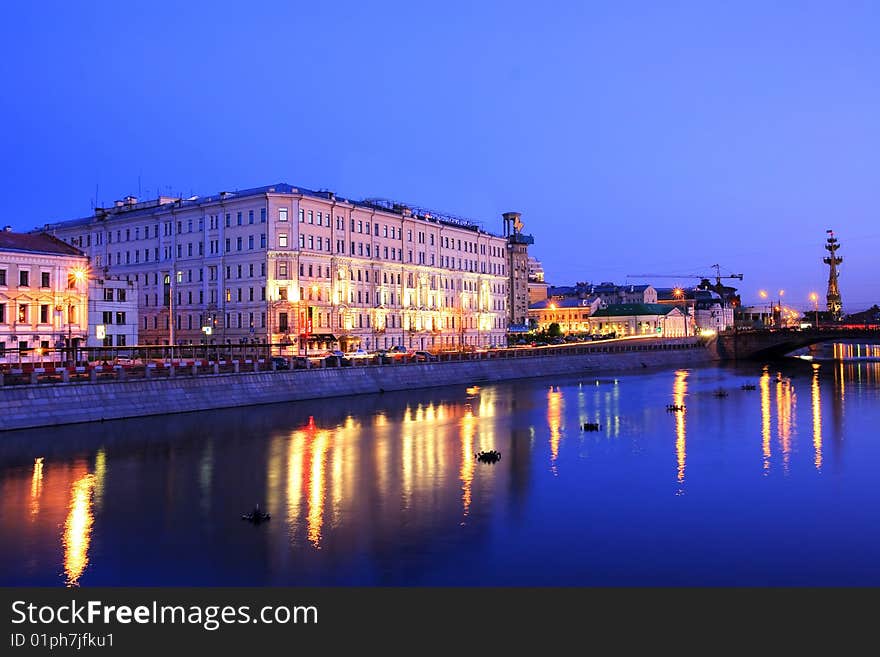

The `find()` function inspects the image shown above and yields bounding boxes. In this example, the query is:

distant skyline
[1,1,877,310]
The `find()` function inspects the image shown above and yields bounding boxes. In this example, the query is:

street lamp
[674,288,687,337]
[777,289,785,328]
[809,292,819,331]
[58,266,88,366]
[758,290,769,328]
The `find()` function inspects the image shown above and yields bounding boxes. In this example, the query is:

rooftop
[37,182,508,239]
[590,303,684,317]
[530,297,599,310]
[0,231,85,257]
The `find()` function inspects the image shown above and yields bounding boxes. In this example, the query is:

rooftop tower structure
[823,229,842,321]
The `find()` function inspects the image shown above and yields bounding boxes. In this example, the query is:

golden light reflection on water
[307,425,330,549]
[547,387,563,474]
[673,370,688,489]
[92,449,106,511]
[760,367,771,473]
[30,457,44,518]
[286,431,305,540]
[812,363,823,471]
[775,373,796,473]
[460,406,475,517]
[63,472,96,587]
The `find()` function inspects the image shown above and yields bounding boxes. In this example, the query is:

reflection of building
[0,231,89,364]
[39,185,527,351]
[528,296,601,333]
[86,277,138,348]
[588,303,688,337]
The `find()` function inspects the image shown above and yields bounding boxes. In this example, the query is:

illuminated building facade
[0,231,89,364]
[527,256,549,304]
[588,303,688,337]
[528,296,601,333]
[86,277,138,348]
[39,184,523,351]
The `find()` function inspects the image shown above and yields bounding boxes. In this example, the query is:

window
[248,235,254,250]
[0,304,4,323]
[278,233,288,248]
[308,211,313,224]
[41,272,50,288]
[18,304,26,323]
[299,208,304,223]
[260,208,267,223]
[237,212,243,226]
[19,271,29,287]
[117,335,126,347]
[279,208,288,222]
[248,210,254,224]
[260,233,267,248]
[0,270,5,286]
[40,305,49,323]
[103,311,113,325]
[104,288,114,301]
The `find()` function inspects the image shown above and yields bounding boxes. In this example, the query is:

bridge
[712,327,880,360]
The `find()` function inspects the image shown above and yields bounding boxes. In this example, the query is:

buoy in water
[475,450,501,464]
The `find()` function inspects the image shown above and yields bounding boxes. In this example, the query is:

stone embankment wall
[0,340,713,431]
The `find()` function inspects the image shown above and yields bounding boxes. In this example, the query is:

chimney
[123,195,138,205]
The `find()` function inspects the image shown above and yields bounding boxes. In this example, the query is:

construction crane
[627,264,743,287]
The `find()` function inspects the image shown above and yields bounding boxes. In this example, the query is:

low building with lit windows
[528,296,601,333]
[0,230,89,364]
[587,303,689,337]
[38,183,532,352]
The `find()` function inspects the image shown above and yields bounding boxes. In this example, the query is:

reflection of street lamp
[809,292,819,331]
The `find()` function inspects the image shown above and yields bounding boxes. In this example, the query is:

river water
[2,352,879,586]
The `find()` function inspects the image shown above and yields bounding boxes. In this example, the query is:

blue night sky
[1,1,877,310]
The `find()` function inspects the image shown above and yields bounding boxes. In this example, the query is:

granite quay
[0,337,710,431]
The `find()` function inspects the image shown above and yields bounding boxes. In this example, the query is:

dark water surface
[2,357,879,586]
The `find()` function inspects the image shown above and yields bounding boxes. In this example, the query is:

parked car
[345,349,370,359]
[270,356,290,370]
[411,350,438,362]
[323,350,351,366]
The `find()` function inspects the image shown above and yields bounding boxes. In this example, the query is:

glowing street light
[809,292,819,331]
[673,288,688,336]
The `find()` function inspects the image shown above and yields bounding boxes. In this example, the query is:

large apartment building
[39,183,530,352]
